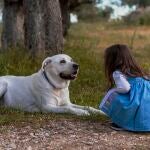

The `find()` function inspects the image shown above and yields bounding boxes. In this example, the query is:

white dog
[0,54,104,116]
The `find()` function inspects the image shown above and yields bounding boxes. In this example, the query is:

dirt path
[0,119,150,150]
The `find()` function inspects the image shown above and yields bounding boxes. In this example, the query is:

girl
[99,44,150,132]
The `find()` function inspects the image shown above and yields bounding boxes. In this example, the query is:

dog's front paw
[76,109,90,116]
[86,107,106,115]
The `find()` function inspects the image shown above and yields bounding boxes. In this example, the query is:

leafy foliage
[121,0,150,7]
[73,3,101,22]
[123,8,150,25]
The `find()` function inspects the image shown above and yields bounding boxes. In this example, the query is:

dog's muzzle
[60,63,79,80]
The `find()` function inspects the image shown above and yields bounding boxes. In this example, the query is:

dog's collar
[42,71,56,89]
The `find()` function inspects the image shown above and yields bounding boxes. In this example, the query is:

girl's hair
[104,44,148,88]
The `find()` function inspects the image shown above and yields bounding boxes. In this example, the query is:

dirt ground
[0,119,150,150]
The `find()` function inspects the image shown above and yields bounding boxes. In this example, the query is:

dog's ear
[42,57,52,71]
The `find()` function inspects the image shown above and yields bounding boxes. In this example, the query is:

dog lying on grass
[0,54,104,116]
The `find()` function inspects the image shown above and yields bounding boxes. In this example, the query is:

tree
[24,0,63,56]
[59,0,70,36]
[59,0,96,36]
[2,0,63,56]
[74,3,100,21]
[121,0,150,8]
[2,0,24,49]
[0,0,3,8]
[1,0,95,56]
[98,6,113,20]
[0,1,3,22]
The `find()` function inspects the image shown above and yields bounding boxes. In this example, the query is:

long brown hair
[104,44,148,88]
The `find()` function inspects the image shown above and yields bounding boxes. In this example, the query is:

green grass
[65,22,150,106]
[0,21,149,125]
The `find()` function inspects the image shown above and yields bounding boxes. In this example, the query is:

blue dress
[100,77,150,131]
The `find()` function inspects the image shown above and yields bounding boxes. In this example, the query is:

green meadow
[0,22,149,125]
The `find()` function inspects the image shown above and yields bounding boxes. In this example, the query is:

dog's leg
[70,103,106,115]
[42,104,90,116]
[0,82,7,105]
[0,82,7,97]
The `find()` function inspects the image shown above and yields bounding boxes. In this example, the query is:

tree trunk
[2,0,24,49]
[1,0,94,55]
[59,0,94,36]
[24,0,63,56]
[59,0,70,36]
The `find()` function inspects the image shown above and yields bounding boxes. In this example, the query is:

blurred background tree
[0,0,3,8]
[121,0,150,25]
[72,3,100,22]
[72,3,113,22]
[121,0,150,8]
[60,0,96,36]
[0,0,3,21]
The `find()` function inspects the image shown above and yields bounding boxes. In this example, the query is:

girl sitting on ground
[99,44,150,131]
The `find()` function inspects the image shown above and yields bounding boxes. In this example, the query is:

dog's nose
[73,63,79,70]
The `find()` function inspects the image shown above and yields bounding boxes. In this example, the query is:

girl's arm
[100,71,130,110]
[112,71,131,93]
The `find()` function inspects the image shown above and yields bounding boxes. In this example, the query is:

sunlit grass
[65,22,150,107]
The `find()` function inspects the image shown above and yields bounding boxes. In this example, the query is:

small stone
[27,146,32,150]
[45,133,49,137]
[10,143,16,149]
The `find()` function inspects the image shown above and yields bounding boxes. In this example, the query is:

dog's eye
[60,60,66,64]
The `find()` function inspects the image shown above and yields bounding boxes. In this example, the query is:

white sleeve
[112,71,131,93]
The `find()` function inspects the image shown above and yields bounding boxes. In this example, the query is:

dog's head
[42,54,79,82]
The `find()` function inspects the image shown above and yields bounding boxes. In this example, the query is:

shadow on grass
[0,107,109,126]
